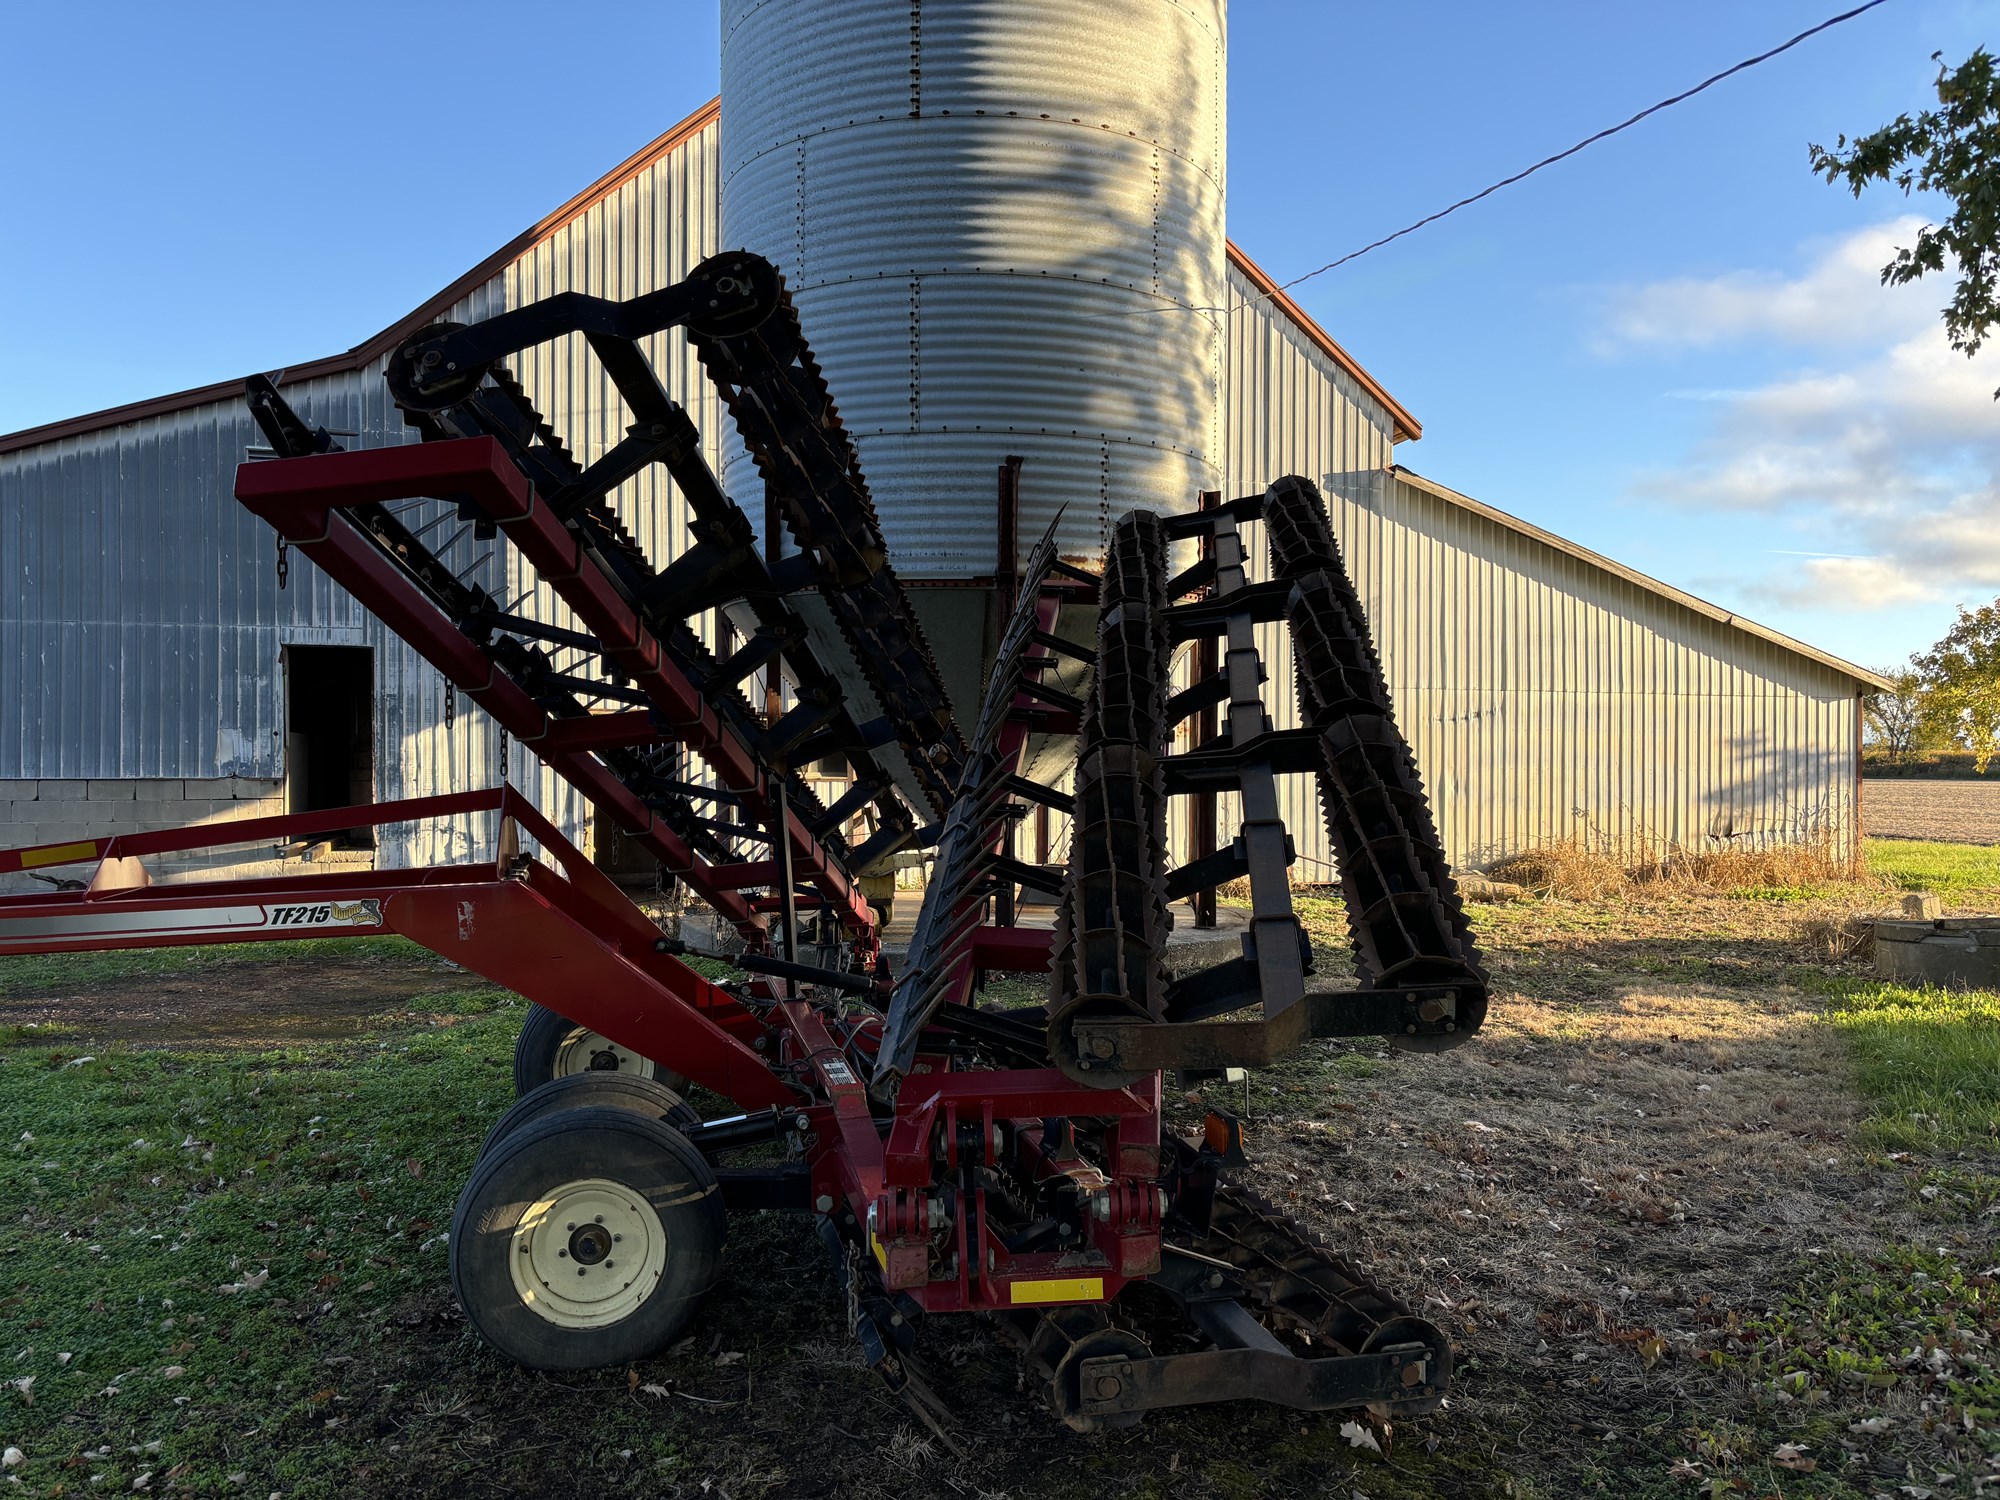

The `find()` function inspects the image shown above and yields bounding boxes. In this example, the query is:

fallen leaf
[1850,1416,1892,1435]
[1666,1458,1704,1480]
[715,1350,745,1366]
[1338,1419,1382,1456]
[2,1448,22,1470]
[405,1158,423,1178]
[161,1366,184,1379]
[1772,1442,1815,1473]
[1638,1335,1667,1369]
[218,1268,270,1295]
[640,1383,671,1398]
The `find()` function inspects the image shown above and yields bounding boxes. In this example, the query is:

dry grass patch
[1488,832,1864,904]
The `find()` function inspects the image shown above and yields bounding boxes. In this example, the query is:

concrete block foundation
[0,777,302,895]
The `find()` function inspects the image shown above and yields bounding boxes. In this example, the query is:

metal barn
[0,97,1885,893]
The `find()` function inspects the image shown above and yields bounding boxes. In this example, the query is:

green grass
[1725,883,1833,902]
[0,934,419,994]
[1826,978,2000,1147]
[1865,836,2000,898]
[1746,1245,2000,1421]
[404,986,509,1016]
[0,1016,520,1497]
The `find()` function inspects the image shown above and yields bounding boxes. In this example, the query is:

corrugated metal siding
[0,120,722,868]
[1210,266,1860,872]
[719,0,1227,573]
[1333,470,1859,869]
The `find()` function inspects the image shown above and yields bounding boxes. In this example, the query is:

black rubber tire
[477,1072,703,1164]
[512,1002,689,1098]
[449,1106,725,1371]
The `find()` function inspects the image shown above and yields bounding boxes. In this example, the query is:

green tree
[1865,663,1929,762]
[1810,48,2000,393]
[1916,602,2000,771]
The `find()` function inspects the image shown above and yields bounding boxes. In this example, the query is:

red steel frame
[0,788,1159,1309]
[234,437,875,950]
[0,788,794,1109]
[0,437,1171,1314]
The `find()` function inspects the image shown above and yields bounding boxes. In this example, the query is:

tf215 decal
[269,900,383,929]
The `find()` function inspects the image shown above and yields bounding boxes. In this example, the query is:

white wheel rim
[553,1026,657,1081]
[507,1176,670,1329]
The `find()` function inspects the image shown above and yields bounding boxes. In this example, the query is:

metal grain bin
[720,0,1227,576]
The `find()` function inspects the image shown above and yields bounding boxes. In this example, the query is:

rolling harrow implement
[0,252,1486,1433]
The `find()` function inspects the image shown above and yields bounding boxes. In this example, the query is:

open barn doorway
[285,646,375,849]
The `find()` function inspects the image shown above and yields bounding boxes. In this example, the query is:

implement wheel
[478,1073,702,1163]
[513,1002,688,1097]
[450,1106,724,1370]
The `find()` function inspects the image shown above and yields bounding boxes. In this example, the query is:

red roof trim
[1225,241,1420,443]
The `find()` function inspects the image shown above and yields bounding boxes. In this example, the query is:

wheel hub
[508,1177,669,1329]
[553,1026,656,1082]
[569,1222,613,1265]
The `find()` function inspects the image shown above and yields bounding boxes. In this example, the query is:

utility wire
[1271,0,1898,297]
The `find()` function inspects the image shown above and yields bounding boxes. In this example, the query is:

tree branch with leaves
[1916,601,2000,772]
[1810,48,2000,393]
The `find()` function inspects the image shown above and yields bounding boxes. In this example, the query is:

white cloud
[1758,554,1939,611]
[1617,222,2000,617]
[1602,216,1938,350]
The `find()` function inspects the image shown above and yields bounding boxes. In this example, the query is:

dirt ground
[4,890,1993,1496]
[0,944,478,1046]
[1865,777,2000,844]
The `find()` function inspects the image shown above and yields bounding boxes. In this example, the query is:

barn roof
[0,97,1422,453]
[1392,467,1892,693]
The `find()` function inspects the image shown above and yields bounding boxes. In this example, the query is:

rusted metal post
[1191,488,1221,929]
[994,456,1024,927]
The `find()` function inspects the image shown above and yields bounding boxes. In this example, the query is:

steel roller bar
[1046,511,1174,1087]
[1264,476,1488,1044]
[873,522,1079,1090]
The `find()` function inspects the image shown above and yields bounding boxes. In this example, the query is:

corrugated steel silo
[719,0,1227,579]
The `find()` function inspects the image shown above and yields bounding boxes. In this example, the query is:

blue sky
[2,0,1992,670]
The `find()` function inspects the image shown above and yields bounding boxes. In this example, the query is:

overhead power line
[1271,0,1898,297]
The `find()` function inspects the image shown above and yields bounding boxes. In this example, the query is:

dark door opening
[286,646,375,849]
